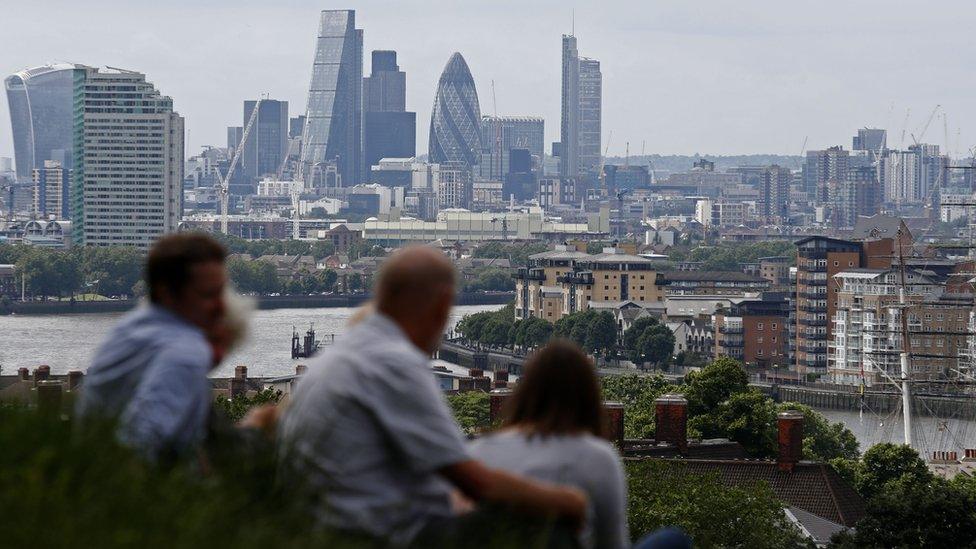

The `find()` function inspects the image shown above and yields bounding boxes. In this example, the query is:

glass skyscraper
[302,9,362,187]
[242,99,289,189]
[5,63,85,180]
[428,52,482,168]
[363,50,416,176]
[559,35,602,179]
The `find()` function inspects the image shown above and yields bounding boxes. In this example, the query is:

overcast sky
[2,0,975,162]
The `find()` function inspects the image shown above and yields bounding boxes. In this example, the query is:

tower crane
[218,98,264,234]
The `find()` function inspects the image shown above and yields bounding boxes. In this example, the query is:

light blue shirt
[77,304,213,461]
[279,313,470,546]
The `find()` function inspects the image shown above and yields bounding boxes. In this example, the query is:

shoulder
[576,435,624,470]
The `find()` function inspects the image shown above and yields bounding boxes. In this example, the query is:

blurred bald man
[279,246,585,547]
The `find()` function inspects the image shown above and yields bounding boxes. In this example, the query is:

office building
[603,165,650,193]
[5,63,82,179]
[695,199,749,227]
[303,9,363,187]
[363,50,416,174]
[241,99,288,189]
[227,126,243,152]
[289,115,306,139]
[479,116,545,180]
[370,157,439,190]
[504,148,536,202]
[558,35,602,180]
[32,160,70,219]
[429,52,482,167]
[75,67,184,248]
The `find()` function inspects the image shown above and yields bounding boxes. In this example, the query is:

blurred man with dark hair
[279,246,586,547]
[78,233,228,461]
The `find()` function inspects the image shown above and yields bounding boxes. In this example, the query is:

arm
[440,460,587,527]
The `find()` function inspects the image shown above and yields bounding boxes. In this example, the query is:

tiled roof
[648,459,865,527]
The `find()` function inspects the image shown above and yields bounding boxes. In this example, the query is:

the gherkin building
[428,52,482,167]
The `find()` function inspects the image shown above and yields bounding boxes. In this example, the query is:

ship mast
[895,229,913,445]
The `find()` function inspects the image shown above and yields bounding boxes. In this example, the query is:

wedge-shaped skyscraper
[428,53,482,167]
[302,10,363,186]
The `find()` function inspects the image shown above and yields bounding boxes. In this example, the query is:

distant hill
[605,154,804,174]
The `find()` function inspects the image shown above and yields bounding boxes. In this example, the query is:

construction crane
[910,104,941,146]
[596,130,613,195]
[796,136,808,170]
[218,98,264,234]
[899,108,911,147]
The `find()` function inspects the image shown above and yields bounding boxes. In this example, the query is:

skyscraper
[303,10,363,187]
[852,128,887,152]
[429,52,482,167]
[803,146,849,203]
[74,67,184,248]
[363,50,416,176]
[5,63,83,180]
[759,165,791,223]
[559,35,601,180]
[242,99,289,188]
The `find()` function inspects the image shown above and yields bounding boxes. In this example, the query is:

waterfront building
[479,116,545,181]
[663,271,769,297]
[303,9,363,187]
[829,268,971,386]
[75,67,184,248]
[428,53,482,168]
[558,35,602,180]
[363,50,416,174]
[241,99,289,190]
[31,160,70,219]
[5,63,82,179]
[714,296,791,369]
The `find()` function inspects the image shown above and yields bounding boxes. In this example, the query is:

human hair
[374,246,456,316]
[146,233,227,303]
[503,339,605,437]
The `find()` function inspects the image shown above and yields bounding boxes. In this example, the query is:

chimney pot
[34,365,51,386]
[488,388,512,426]
[295,364,308,376]
[777,411,804,472]
[66,370,83,391]
[18,367,29,381]
[602,402,625,450]
[495,370,509,383]
[469,368,484,378]
[654,394,688,453]
[235,365,248,380]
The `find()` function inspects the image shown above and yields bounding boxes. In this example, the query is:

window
[757,349,764,356]
[757,337,764,344]
[772,323,777,329]
[757,323,764,330]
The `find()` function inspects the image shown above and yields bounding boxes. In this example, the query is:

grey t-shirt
[278,313,470,546]
[469,430,629,549]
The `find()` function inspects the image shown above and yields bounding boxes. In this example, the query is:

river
[3,305,975,454]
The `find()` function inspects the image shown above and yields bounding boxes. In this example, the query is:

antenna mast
[895,230,913,445]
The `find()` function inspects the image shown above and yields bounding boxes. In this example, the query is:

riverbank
[0,291,514,316]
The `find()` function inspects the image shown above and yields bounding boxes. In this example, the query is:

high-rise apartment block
[803,146,849,203]
[559,35,602,180]
[303,10,363,187]
[437,161,473,209]
[852,128,887,152]
[74,67,184,248]
[758,165,791,223]
[363,50,416,176]
[32,160,70,219]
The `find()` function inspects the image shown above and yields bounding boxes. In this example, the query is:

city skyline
[2,0,976,165]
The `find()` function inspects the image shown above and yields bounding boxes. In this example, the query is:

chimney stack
[469,368,484,378]
[34,365,51,387]
[489,388,512,426]
[295,364,308,376]
[777,411,804,472]
[18,367,29,381]
[235,365,248,380]
[654,394,688,453]
[66,370,83,391]
[602,402,625,450]
[964,449,976,461]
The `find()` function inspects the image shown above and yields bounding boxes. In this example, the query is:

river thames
[2,304,974,453]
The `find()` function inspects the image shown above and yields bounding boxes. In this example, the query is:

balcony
[799,304,827,313]
[799,291,827,300]
[798,317,828,327]
[799,263,827,273]
[802,358,828,368]
[721,338,744,348]
[719,325,743,334]
[800,278,828,287]
[800,344,827,354]
[513,268,545,282]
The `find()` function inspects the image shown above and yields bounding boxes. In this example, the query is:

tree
[481,317,513,346]
[212,388,282,422]
[584,311,617,357]
[631,324,676,368]
[853,443,933,499]
[457,311,492,342]
[16,248,82,298]
[690,389,778,457]
[777,402,859,461]
[447,391,491,434]
[683,357,749,416]
[82,247,143,297]
[464,267,515,292]
[310,240,336,260]
[623,316,659,350]
[627,460,813,549]
[601,374,676,439]
[513,316,553,349]
[472,241,549,268]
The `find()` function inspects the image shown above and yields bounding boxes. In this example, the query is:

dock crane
[217,98,264,234]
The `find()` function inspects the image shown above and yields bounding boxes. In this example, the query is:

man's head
[146,233,227,332]
[375,246,456,354]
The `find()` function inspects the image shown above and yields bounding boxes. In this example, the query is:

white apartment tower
[76,67,184,248]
